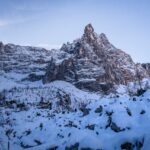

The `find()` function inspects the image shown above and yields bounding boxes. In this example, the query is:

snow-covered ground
[0,80,150,150]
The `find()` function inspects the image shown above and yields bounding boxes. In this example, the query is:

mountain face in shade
[43,24,148,92]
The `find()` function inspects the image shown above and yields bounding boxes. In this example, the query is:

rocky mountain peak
[84,23,94,34]
[43,24,149,92]
[82,24,115,52]
[83,23,96,43]
[99,33,109,43]
[83,24,108,43]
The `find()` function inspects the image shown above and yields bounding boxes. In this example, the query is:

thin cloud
[10,1,49,12]
[0,20,9,27]
[0,18,32,28]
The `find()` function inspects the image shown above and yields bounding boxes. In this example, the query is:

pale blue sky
[0,0,150,63]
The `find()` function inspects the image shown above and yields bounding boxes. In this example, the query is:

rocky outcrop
[0,41,73,83]
[142,63,150,75]
[43,24,148,92]
[0,43,52,74]
[0,42,57,82]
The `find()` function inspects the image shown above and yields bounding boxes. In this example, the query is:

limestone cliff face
[43,24,148,92]
[0,42,54,81]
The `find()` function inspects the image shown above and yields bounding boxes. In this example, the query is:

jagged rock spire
[83,24,113,51]
[83,23,96,43]
[84,23,94,34]
[84,24,109,43]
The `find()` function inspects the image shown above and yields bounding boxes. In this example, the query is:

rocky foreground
[1,81,150,150]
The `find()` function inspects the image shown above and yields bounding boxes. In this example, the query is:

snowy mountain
[0,24,150,150]
[43,24,148,93]
[0,24,149,92]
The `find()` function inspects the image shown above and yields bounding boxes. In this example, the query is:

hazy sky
[0,0,150,63]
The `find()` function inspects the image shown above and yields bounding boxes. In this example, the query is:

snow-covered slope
[1,81,150,150]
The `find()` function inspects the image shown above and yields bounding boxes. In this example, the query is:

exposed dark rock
[136,89,146,96]
[140,110,146,115]
[126,108,132,116]
[81,148,93,150]
[17,102,28,111]
[105,111,124,132]
[106,111,114,117]
[56,91,72,111]
[57,133,64,138]
[20,142,34,149]
[24,129,31,136]
[34,139,42,145]
[26,73,44,82]
[121,138,144,150]
[95,105,103,113]
[105,116,112,129]
[75,81,113,93]
[86,124,95,130]
[142,63,150,76]
[132,97,136,101]
[64,121,78,128]
[47,146,58,150]
[121,142,134,150]
[65,143,79,150]
[110,122,125,132]
[135,138,144,149]
[38,101,52,109]
[0,92,6,106]
[79,103,90,116]
[39,123,43,130]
